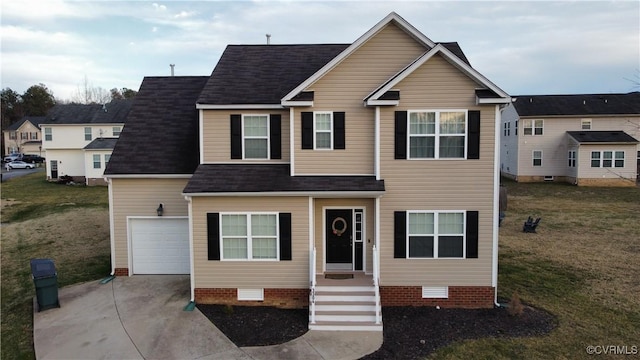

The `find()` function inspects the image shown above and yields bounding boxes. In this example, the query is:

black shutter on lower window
[394,211,407,258]
[395,111,407,159]
[230,115,242,159]
[279,213,292,261]
[467,111,480,159]
[270,114,281,159]
[207,213,220,260]
[466,211,479,258]
[333,112,345,149]
[301,112,313,149]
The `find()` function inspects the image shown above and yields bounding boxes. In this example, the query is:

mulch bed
[197,304,556,358]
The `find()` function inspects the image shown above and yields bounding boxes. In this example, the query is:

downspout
[290,107,295,176]
[493,104,503,307]
[186,195,196,302]
[198,109,204,165]
[106,177,116,276]
[375,106,381,180]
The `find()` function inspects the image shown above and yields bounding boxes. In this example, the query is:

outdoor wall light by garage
[156,203,164,216]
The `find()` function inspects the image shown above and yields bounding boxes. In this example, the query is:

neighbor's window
[113,127,122,137]
[84,127,92,141]
[532,150,543,167]
[243,115,269,159]
[408,211,464,258]
[523,119,543,135]
[591,151,624,168]
[104,154,111,164]
[93,154,101,169]
[409,110,466,159]
[21,132,28,140]
[221,213,278,260]
[314,112,333,149]
[581,119,592,130]
[9,131,17,140]
[44,128,52,141]
[30,132,38,140]
[568,150,576,168]
[615,151,624,167]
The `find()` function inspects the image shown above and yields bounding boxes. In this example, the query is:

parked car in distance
[6,161,35,169]
[22,154,45,163]
[3,153,23,163]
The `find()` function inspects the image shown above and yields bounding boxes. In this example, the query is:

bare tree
[72,76,111,104]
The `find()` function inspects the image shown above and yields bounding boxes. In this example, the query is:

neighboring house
[501,92,640,186]
[3,116,46,156]
[40,100,131,185]
[104,13,510,331]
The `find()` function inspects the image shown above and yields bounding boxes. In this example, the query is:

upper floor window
[314,112,333,150]
[113,127,122,137]
[532,150,543,167]
[221,213,278,260]
[591,151,624,168]
[581,119,592,130]
[84,127,92,141]
[44,128,52,141]
[243,115,269,159]
[104,154,111,164]
[93,154,101,169]
[515,120,518,136]
[9,131,17,140]
[568,150,576,168]
[30,132,38,140]
[21,132,29,140]
[409,110,466,159]
[523,119,543,135]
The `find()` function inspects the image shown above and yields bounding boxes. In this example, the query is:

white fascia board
[477,97,512,105]
[183,191,385,198]
[196,104,284,110]
[366,99,400,106]
[281,12,434,102]
[199,109,204,165]
[104,174,192,179]
[281,101,313,107]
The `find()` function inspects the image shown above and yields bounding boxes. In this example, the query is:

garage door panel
[131,218,189,275]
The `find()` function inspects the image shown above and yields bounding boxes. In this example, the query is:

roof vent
[529,98,532,103]
[583,100,586,105]
[266,34,271,45]
[102,104,107,112]
[170,64,175,76]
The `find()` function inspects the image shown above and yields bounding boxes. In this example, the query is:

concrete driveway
[1,166,44,182]
[34,275,382,360]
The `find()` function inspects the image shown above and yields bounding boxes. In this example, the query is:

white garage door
[130,218,190,275]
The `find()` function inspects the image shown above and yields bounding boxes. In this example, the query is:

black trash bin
[30,259,60,311]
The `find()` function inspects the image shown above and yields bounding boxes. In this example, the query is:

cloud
[152,3,167,12]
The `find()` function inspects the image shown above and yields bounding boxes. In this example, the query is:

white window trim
[568,150,576,168]
[242,114,270,160]
[92,154,101,169]
[523,119,544,136]
[219,212,280,261]
[591,150,624,168]
[113,126,122,137]
[44,127,52,141]
[407,109,468,160]
[405,210,467,259]
[313,111,333,150]
[84,127,92,141]
[581,119,592,130]
[532,150,543,167]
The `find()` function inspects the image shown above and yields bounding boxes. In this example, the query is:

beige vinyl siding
[191,196,309,289]
[201,109,290,163]
[313,198,375,274]
[111,178,190,269]
[576,144,637,180]
[377,53,496,286]
[294,22,427,175]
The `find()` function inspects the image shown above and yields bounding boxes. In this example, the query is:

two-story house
[3,116,46,157]
[40,100,131,185]
[104,13,510,331]
[501,93,640,186]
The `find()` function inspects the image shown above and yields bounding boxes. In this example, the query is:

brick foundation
[86,177,108,186]
[195,288,308,309]
[114,268,129,276]
[380,286,494,308]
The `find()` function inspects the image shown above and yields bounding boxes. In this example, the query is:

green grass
[1,173,111,360]
[430,180,640,359]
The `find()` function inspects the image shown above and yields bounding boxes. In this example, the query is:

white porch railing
[372,245,381,324]
[309,246,317,324]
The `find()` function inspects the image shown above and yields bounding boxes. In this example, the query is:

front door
[326,209,353,269]
[50,160,58,178]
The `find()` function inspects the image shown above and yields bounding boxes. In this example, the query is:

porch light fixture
[156,203,164,216]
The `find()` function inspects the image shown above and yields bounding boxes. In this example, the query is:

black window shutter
[301,112,313,149]
[395,111,407,159]
[279,213,292,261]
[467,111,481,159]
[466,211,479,258]
[394,211,407,258]
[333,112,345,149]
[230,115,242,159]
[270,114,281,159]
[207,213,220,260]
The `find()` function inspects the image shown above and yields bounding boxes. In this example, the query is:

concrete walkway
[33,275,382,360]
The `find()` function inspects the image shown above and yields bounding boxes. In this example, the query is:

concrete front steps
[309,284,383,331]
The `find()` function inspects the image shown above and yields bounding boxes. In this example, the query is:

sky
[1,0,639,102]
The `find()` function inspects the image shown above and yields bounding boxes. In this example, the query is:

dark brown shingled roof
[104,76,208,175]
[567,131,639,144]
[512,92,640,116]
[41,99,132,125]
[83,138,119,150]
[183,164,385,194]
[197,44,350,105]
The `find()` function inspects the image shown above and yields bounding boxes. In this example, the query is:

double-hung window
[408,110,466,159]
[44,128,52,141]
[407,211,465,258]
[9,131,17,140]
[113,127,122,137]
[532,150,543,167]
[591,151,624,168]
[221,213,278,260]
[84,127,92,141]
[104,154,111,165]
[314,112,333,149]
[243,115,269,159]
[92,154,101,169]
[523,119,543,135]
[568,150,576,167]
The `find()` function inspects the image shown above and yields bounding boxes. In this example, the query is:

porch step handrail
[310,246,317,324]
[372,245,381,324]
